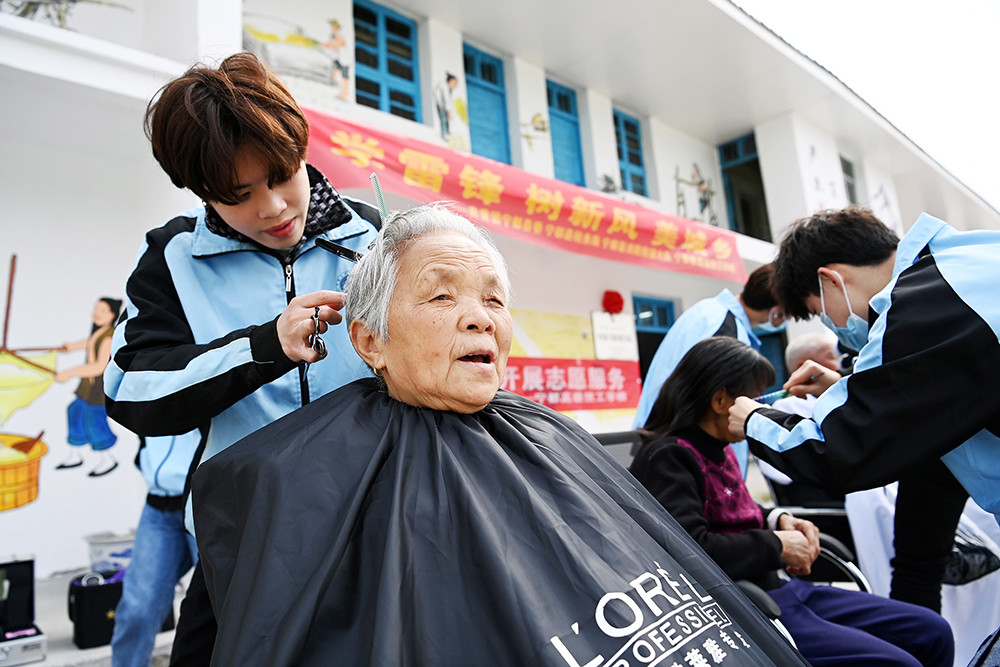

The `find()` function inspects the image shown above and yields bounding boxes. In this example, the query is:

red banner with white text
[501,357,641,411]
[304,108,746,282]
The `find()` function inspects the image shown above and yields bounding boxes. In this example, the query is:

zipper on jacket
[283,257,311,407]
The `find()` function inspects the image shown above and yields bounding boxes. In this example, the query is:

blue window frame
[633,296,676,381]
[463,44,511,164]
[718,133,771,241]
[547,80,584,186]
[633,296,675,334]
[353,1,421,121]
[613,109,647,196]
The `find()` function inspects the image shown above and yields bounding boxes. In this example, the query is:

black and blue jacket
[104,166,379,529]
[746,213,1000,524]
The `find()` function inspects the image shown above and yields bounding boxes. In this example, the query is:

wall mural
[674,163,718,225]
[434,71,470,151]
[0,256,121,513]
[0,0,130,29]
[243,13,353,101]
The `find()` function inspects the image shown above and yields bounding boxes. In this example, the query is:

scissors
[304,307,328,372]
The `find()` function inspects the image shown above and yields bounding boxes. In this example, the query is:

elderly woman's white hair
[344,203,511,341]
[784,330,839,371]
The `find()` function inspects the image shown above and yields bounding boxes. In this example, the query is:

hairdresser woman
[190,204,807,666]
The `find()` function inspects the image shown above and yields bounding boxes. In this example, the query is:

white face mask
[818,271,869,351]
[752,306,786,336]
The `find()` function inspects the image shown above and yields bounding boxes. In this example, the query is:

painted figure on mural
[54,296,122,477]
[675,163,718,225]
[322,18,351,100]
[691,163,716,221]
[434,72,458,141]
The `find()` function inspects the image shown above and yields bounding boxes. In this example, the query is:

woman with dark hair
[629,336,954,667]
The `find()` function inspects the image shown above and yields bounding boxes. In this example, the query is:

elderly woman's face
[372,231,512,413]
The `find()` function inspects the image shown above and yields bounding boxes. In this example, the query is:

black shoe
[88,461,118,477]
[55,460,83,470]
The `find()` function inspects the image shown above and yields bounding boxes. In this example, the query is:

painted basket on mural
[0,433,48,511]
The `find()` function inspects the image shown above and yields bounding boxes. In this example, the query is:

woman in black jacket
[629,336,953,667]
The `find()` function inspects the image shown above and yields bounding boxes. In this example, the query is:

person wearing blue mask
[633,263,784,475]
[727,206,1000,661]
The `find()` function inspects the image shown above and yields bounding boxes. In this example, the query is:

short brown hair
[144,52,308,205]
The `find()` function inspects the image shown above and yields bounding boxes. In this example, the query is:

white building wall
[755,113,807,239]
[3,80,199,577]
[792,117,851,214]
[756,112,851,239]
[507,56,554,178]
[193,0,242,61]
[578,88,619,193]
[860,159,905,235]
[65,0,240,65]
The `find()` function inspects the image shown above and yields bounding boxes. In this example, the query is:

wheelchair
[592,429,873,647]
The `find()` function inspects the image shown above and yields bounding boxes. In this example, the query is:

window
[614,109,647,196]
[841,156,857,204]
[632,296,675,380]
[547,80,584,186]
[719,133,771,242]
[463,44,511,164]
[353,1,421,121]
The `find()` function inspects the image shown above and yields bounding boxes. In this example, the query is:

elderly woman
[191,204,806,666]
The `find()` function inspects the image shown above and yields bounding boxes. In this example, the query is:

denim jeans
[111,501,197,667]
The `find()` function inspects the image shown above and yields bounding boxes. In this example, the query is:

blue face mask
[818,272,869,351]
[752,306,786,336]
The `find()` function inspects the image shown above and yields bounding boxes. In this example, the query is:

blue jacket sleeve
[104,221,297,436]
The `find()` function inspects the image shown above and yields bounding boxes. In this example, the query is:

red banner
[501,357,641,411]
[304,108,746,282]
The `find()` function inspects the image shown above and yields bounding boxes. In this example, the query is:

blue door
[547,80,585,186]
[464,44,511,164]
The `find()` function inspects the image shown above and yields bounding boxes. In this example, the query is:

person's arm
[631,442,784,581]
[60,338,89,352]
[56,332,113,383]
[740,255,1000,494]
[104,226,299,436]
[782,360,839,398]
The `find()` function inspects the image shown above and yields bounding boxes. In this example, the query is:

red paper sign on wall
[502,357,641,411]
[304,107,746,282]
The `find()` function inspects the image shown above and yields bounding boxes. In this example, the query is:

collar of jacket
[674,426,729,464]
[192,164,357,258]
[715,288,761,349]
[893,212,947,277]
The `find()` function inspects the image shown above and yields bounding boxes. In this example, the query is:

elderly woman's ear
[349,319,385,375]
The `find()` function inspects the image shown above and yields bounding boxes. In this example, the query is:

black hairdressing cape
[193,378,805,666]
